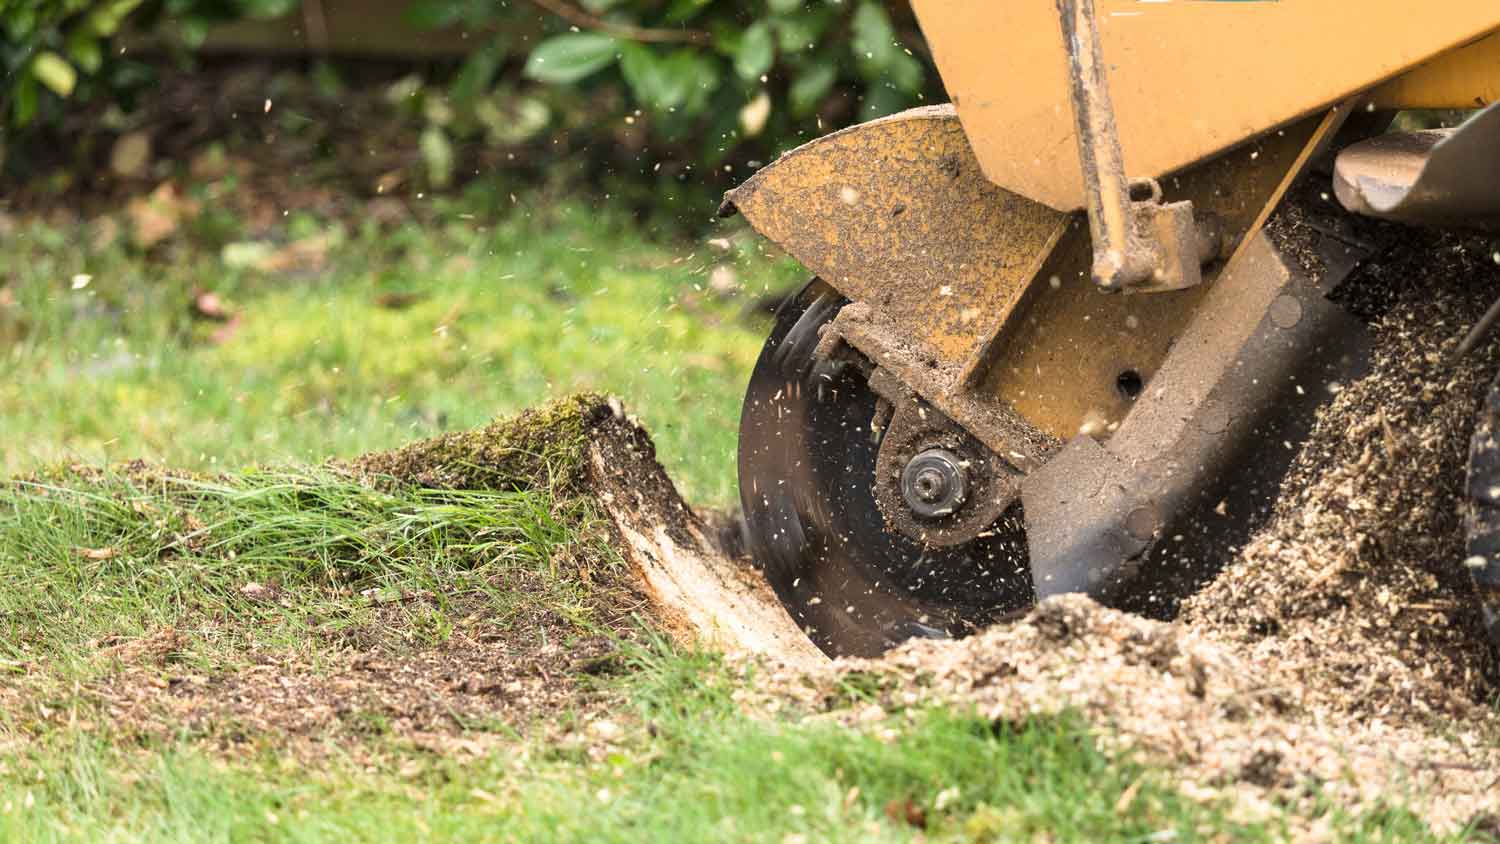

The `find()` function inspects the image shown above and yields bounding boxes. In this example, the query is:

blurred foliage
[0,0,939,222]
[393,0,936,214]
[0,0,298,132]
[403,0,939,181]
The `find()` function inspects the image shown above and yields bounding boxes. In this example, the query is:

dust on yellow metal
[910,0,1500,211]
[722,106,1069,370]
[980,113,1329,441]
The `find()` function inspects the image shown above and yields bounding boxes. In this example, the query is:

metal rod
[1056,0,1148,290]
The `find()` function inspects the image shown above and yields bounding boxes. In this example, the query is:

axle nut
[901,448,968,519]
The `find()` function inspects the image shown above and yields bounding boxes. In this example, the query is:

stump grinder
[727,0,1500,657]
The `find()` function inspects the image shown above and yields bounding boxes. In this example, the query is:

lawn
[0,190,799,506]
[0,186,1480,842]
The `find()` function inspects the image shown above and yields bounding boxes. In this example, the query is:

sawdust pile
[756,596,1500,833]
[1181,230,1500,721]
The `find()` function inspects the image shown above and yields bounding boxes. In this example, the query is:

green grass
[0,191,1480,843]
[0,713,1247,843]
[0,641,1457,844]
[0,193,799,505]
[0,463,604,678]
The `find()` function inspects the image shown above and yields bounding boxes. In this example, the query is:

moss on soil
[350,392,615,495]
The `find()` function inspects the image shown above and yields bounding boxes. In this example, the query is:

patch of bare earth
[17,607,629,761]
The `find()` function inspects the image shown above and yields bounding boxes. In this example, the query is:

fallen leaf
[240,582,273,601]
[75,547,117,561]
[884,798,926,829]
[126,183,196,248]
[374,170,405,195]
[253,235,331,275]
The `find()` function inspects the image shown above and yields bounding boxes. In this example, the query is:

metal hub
[901,449,968,518]
[870,395,1019,548]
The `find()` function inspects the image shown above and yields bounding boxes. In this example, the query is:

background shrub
[0,0,941,189]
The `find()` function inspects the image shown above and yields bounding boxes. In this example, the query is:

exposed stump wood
[586,412,827,669]
[355,393,826,668]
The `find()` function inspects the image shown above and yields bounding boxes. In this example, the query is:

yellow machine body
[731,0,1500,657]
[909,0,1500,211]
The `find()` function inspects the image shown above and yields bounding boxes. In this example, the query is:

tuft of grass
[0,445,620,681]
[351,391,611,494]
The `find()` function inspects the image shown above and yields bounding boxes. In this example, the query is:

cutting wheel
[738,279,1033,658]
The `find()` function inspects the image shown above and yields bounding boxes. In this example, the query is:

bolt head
[901,449,968,519]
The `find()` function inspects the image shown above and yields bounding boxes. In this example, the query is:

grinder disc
[737,279,1032,657]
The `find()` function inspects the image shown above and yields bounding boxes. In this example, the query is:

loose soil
[22,610,629,762]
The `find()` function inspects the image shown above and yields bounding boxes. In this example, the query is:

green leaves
[81,0,145,38]
[0,0,938,180]
[11,76,39,127]
[65,26,104,74]
[403,0,466,30]
[31,51,76,97]
[523,33,621,84]
[733,21,774,82]
[851,1,924,95]
[788,60,835,117]
[506,0,935,155]
[2,0,150,128]
[238,0,298,18]
[620,44,719,113]
[418,125,455,188]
